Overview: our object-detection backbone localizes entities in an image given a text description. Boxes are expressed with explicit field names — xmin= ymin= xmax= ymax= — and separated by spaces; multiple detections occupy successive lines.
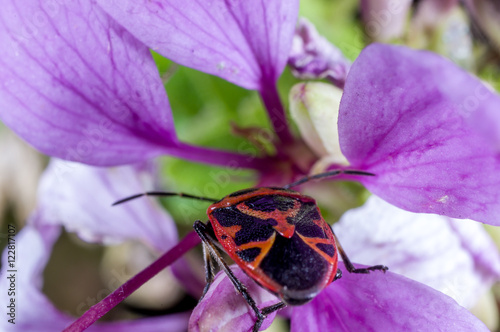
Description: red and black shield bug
xmin=114 ymin=169 xmax=388 ymax=331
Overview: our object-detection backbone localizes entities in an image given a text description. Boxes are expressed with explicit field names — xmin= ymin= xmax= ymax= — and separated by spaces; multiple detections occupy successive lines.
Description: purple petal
xmin=38 ymin=159 xmax=177 ymax=252
xmin=87 ymin=314 xmax=190 ymax=332
xmin=288 ymin=18 xmax=351 ymax=88
xmin=339 ymin=44 xmax=500 ymax=224
xmin=334 ymin=195 xmax=500 ymax=308
xmin=0 ymin=1 xmax=178 ymax=166
xmin=290 ymin=263 xmax=488 ymax=332
xmin=189 ymin=266 xmax=280 ymax=332
xmin=96 ymin=0 xmax=299 ymax=90
xmin=0 ymin=220 xmax=190 ymax=331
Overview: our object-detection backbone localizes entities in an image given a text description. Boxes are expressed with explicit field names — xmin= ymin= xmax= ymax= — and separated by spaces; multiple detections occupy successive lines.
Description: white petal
xmin=37 ymin=159 xmax=177 ymax=252
xmin=334 ymin=195 xmax=500 ymax=308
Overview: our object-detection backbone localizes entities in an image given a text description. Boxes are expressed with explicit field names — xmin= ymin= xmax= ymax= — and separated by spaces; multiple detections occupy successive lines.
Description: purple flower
xmin=190 ymin=195 xmax=500 ymax=331
xmin=2 ymin=1 xmax=500 ymax=225
xmin=189 ymin=267 xmax=279 ymax=332
xmin=0 ymin=160 xmax=194 ymax=331
xmin=289 ymin=263 xmax=488 ymax=332
xmin=191 ymin=264 xmax=490 ymax=332
xmin=0 ymin=223 xmax=193 ymax=332
xmin=0 ymin=0 xmax=298 ymax=168
xmin=334 ymin=195 xmax=500 ymax=309
xmin=288 ymin=18 xmax=351 ymax=88
xmin=1 ymin=1 xmax=500 ymax=331
xmin=338 ymin=44 xmax=500 ymax=225
xmin=9 ymin=160 xmax=498 ymax=331
xmin=37 ymin=159 xmax=179 ymax=250
xmin=290 ymin=43 xmax=500 ymax=225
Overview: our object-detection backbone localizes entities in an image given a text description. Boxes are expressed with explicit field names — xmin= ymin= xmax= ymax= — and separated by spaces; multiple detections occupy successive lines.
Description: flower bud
xmin=289 ymin=82 xmax=349 ymax=168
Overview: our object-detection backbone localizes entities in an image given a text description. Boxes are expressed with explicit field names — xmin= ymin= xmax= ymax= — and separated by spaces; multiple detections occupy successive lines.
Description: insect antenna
xmin=112 ymin=191 xmax=219 ymax=206
xmin=283 ymin=169 xmax=375 ymax=189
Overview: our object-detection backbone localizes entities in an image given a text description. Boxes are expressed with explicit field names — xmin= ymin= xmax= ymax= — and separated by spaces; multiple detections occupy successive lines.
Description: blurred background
xmin=1 ymin=0 xmax=500 ymax=330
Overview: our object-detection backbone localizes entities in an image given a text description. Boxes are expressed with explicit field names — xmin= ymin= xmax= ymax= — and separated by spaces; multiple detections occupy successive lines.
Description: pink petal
xmin=339 ymin=43 xmax=500 ymax=224
xmin=38 ymin=159 xmax=177 ymax=252
xmin=189 ymin=266 xmax=280 ymax=332
xmin=96 ymin=0 xmax=299 ymax=90
xmin=0 ymin=0 xmax=177 ymax=166
xmin=290 ymin=263 xmax=489 ymax=332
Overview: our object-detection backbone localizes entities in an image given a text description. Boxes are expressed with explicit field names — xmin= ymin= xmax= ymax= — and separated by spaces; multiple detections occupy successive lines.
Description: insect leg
xmin=199 ymin=242 xmax=217 ymax=301
xmin=193 ymin=220 xmax=273 ymax=332
xmin=331 ymin=227 xmax=388 ymax=274
xmin=261 ymin=301 xmax=286 ymax=316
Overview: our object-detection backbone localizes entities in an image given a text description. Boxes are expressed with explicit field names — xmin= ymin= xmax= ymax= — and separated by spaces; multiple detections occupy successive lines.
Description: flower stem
xmin=63 ymin=231 xmax=201 ymax=332
xmin=260 ymin=84 xmax=294 ymax=145
xmin=167 ymin=142 xmax=273 ymax=171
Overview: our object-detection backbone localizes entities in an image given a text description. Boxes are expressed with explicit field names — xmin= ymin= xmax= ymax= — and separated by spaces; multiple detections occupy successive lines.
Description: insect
xmin=114 ymin=169 xmax=388 ymax=331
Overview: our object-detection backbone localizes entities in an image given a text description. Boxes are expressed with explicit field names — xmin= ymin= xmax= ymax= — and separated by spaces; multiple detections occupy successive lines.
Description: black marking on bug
xmin=289 ymin=202 xmax=328 ymax=239
xmin=316 ymin=243 xmax=336 ymax=257
xmin=237 ymin=247 xmax=262 ymax=262
xmin=211 ymin=207 xmax=277 ymax=246
xmin=244 ymin=195 xmax=297 ymax=212
xmin=220 ymin=235 xmax=228 ymax=240
xmin=259 ymin=233 xmax=329 ymax=302
xmin=228 ymin=188 xmax=259 ymax=197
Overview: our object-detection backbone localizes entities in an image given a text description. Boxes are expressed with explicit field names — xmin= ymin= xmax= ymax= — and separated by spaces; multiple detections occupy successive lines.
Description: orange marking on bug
xmin=221 ymin=225 xmax=242 ymax=238
xmin=297 ymin=233 xmax=337 ymax=263
xmin=235 ymin=200 xmax=301 ymax=239
xmin=236 ymin=233 xmax=276 ymax=269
